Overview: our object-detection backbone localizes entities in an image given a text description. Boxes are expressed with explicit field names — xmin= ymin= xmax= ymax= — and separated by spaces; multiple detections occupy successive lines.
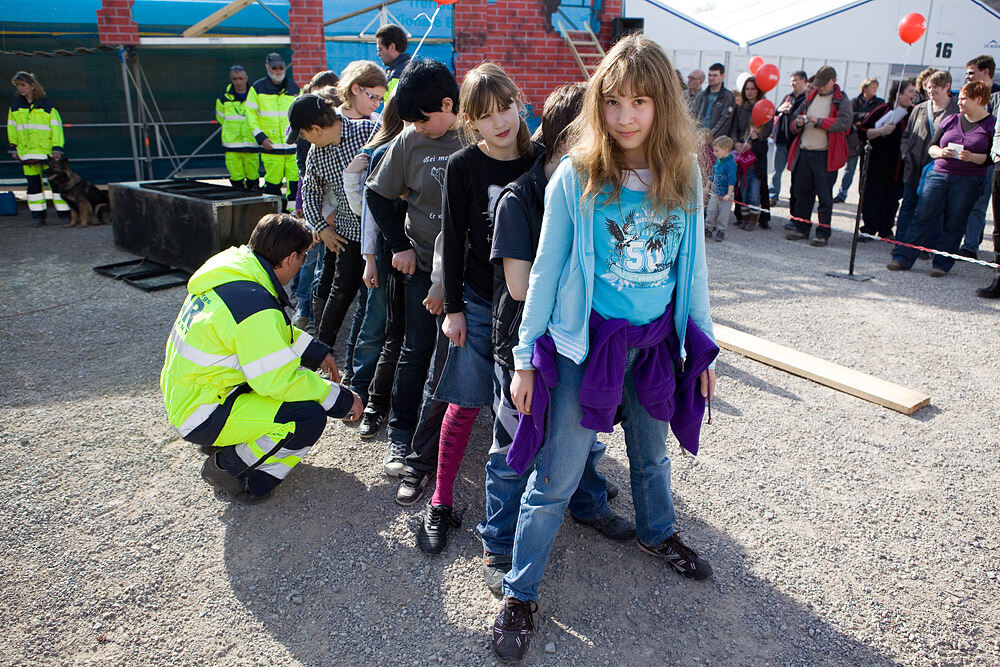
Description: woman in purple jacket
xmin=887 ymin=81 xmax=996 ymax=276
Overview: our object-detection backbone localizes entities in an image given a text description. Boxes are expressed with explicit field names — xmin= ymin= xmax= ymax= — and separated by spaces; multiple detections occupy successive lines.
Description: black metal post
xmin=828 ymin=142 xmax=874 ymax=282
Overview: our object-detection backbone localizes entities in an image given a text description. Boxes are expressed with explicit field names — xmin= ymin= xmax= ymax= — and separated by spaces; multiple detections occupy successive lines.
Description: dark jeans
xmin=385 ymin=268 xmax=440 ymax=445
xmin=315 ymin=240 xmax=365 ymax=350
xmin=792 ymin=149 xmax=835 ymax=239
xmin=892 ymin=171 xmax=988 ymax=271
xmin=401 ymin=324 xmax=449 ymax=476
xmin=861 ymin=178 xmax=902 ymax=238
xmin=352 ymin=237 xmax=402 ymax=409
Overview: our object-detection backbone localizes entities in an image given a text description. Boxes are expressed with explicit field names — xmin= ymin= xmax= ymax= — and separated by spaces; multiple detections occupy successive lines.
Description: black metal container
xmin=109 ymin=180 xmax=281 ymax=272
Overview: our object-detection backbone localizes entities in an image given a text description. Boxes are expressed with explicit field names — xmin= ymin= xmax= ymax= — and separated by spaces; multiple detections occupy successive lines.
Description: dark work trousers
xmin=315 ymin=240 xmax=365 ymax=350
xmin=214 ymin=400 xmax=328 ymax=498
xmin=401 ymin=321 xmax=450 ymax=477
xmin=861 ymin=179 xmax=903 ymax=238
xmin=384 ymin=269 xmax=439 ymax=445
xmin=792 ymin=148 xmax=835 ymax=239
xmin=363 ymin=241 xmax=404 ymax=414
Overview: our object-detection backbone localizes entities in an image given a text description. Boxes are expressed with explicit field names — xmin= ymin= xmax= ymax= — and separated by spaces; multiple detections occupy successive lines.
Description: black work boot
xmin=976 ymin=274 xmax=1000 ymax=298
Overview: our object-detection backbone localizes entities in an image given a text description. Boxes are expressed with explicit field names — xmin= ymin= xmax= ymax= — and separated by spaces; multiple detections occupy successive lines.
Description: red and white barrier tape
xmin=713 ymin=194 xmax=1000 ymax=270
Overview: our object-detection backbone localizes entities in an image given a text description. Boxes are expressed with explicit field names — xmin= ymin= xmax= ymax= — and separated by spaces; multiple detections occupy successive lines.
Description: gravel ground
xmin=1 ymin=188 xmax=998 ymax=666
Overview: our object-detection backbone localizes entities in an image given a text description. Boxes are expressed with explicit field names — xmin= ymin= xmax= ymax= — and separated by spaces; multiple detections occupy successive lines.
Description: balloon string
xmin=410 ymin=5 xmax=442 ymax=60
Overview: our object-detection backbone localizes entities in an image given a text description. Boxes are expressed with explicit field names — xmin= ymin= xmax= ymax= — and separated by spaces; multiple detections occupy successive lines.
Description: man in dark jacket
xmin=692 ymin=63 xmax=736 ymax=139
xmin=785 ymin=66 xmax=853 ymax=246
xmin=770 ymin=70 xmax=808 ymax=205
xmin=376 ymin=24 xmax=411 ymax=85
xmin=834 ymin=78 xmax=884 ymax=202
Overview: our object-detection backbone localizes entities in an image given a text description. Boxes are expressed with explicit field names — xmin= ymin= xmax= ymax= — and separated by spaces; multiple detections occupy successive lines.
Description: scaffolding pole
xmin=119 ymin=47 xmax=141 ymax=181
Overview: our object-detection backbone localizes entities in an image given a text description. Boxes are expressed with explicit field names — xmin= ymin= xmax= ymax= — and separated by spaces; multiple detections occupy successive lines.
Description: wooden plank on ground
xmin=714 ymin=324 xmax=930 ymax=415
xmin=183 ymin=0 xmax=255 ymax=38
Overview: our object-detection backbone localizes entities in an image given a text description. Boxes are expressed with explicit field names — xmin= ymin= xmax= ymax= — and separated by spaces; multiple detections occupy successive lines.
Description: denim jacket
xmin=512 ymin=155 xmax=715 ymax=371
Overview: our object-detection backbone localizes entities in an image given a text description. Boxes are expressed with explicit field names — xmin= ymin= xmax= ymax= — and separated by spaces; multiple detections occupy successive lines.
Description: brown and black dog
xmin=44 ymin=156 xmax=111 ymax=227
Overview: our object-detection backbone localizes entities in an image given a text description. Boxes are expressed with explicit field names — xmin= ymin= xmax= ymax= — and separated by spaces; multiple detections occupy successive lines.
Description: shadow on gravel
xmin=220 ymin=462 xmax=468 ymax=664
xmin=909 ymin=404 xmax=942 ymax=422
xmin=529 ymin=504 xmax=898 ymax=666
xmin=716 ymin=360 xmax=802 ymax=403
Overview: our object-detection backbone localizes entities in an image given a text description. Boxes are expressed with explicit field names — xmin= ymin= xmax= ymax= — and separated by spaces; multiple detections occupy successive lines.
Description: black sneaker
xmin=492 ymin=596 xmax=538 ymax=662
xmin=638 ymin=533 xmax=713 ymax=580
xmin=571 ymin=510 xmax=636 ymax=542
xmin=358 ymin=407 xmax=385 ymax=439
xmin=416 ymin=503 xmax=462 ymax=554
xmin=483 ymin=550 xmax=512 ymax=597
xmin=395 ymin=470 xmax=433 ymax=507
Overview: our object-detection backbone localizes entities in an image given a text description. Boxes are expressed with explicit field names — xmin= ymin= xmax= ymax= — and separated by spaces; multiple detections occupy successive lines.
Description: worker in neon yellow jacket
xmin=215 ymin=65 xmax=260 ymax=191
xmin=161 ymin=213 xmax=362 ymax=503
xmin=245 ymin=53 xmax=299 ymax=211
xmin=7 ymin=71 xmax=70 ymax=226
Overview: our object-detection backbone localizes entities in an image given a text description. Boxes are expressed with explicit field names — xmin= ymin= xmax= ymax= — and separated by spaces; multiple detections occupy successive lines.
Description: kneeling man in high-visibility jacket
xmin=161 ymin=213 xmax=362 ymax=502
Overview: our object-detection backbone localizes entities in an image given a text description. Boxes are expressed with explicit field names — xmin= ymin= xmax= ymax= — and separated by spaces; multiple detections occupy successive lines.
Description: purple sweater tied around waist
xmin=507 ymin=305 xmax=719 ymax=476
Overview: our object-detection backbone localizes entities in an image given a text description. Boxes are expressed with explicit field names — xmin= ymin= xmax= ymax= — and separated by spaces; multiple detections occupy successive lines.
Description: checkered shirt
xmin=301 ymin=115 xmax=379 ymax=241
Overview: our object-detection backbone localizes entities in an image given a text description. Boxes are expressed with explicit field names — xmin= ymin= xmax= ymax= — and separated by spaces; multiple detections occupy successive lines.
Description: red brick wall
xmin=453 ymin=0 xmax=621 ymax=114
xmin=97 ymin=0 xmax=140 ymax=46
xmin=289 ymin=0 xmax=327 ymax=87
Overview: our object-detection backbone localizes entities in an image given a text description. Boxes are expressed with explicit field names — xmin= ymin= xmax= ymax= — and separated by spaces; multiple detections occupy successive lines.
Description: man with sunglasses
xmin=961 ymin=56 xmax=1000 ymax=261
xmin=246 ymin=53 xmax=300 ymax=212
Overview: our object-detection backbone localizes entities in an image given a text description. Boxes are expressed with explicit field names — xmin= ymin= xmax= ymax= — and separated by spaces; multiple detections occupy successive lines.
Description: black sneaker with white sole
xmin=358 ymin=407 xmax=385 ymax=439
xmin=637 ymin=532 xmax=713 ymax=580
xmin=395 ymin=470 xmax=433 ymax=506
xmin=416 ymin=503 xmax=462 ymax=555
xmin=492 ymin=596 xmax=538 ymax=662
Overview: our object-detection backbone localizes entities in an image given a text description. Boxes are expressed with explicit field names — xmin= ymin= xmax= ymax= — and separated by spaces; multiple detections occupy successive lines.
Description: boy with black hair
xmin=289 ymin=94 xmax=380 ymax=369
xmin=479 ymin=83 xmax=633 ymax=596
xmin=365 ymin=59 xmax=462 ymax=497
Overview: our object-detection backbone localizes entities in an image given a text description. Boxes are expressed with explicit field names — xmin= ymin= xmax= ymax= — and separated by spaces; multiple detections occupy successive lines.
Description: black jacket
xmin=492 ymin=153 xmax=547 ymax=369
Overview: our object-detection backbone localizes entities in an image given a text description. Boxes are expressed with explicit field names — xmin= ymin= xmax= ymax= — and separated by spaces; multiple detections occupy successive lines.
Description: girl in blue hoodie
xmin=490 ymin=35 xmax=718 ymax=662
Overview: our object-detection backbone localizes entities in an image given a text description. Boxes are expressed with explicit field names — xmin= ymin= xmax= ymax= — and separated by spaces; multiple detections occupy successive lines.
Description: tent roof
xmin=631 ymin=0 xmax=740 ymax=46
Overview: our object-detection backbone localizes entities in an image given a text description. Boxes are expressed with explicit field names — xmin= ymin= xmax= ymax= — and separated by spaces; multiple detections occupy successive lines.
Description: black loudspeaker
xmin=611 ymin=17 xmax=644 ymax=43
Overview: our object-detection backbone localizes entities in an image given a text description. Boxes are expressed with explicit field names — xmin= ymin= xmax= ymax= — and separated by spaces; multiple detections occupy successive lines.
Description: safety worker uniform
xmin=6 ymin=94 xmax=70 ymax=224
xmin=245 ymin=76 xmax=299 ymax=210
xmin=215 ymin=83 xmax=260 ymax=191
xmin=161 ymin=245 xmax=355 ymax=500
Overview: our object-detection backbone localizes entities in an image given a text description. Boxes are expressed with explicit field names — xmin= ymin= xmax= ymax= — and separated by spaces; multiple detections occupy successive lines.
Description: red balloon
xmin=898 ymin=12 xmax=926 ymax=45
xmin=435 ymin=0 xmax=458 ymax=4
xmin=748 ymin=56 xmax=764 ymax=75
xmin=755 ymin=63 xmax=779 ymax=93
xmin=752 ymin=99 xmax=775 ymax=126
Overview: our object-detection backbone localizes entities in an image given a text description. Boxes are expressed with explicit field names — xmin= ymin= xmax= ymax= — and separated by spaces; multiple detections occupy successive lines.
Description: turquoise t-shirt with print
xmin=592 ymin=182 xmax=684 ymax=326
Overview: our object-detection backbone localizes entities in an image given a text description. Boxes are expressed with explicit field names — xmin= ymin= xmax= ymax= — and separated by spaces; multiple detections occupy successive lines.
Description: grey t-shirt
xmin=366 ymin=125 xmax=461 ymax=272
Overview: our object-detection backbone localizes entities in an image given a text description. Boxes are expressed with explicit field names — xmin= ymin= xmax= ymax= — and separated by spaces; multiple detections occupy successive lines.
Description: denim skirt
xmin=433 ymin=285 xmax=495 ymax=408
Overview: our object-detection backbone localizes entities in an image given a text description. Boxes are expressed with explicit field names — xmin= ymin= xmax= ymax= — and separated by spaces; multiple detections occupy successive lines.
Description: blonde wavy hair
xmin=457 ymin=62 xmax=533 ymax=159
xmin=335 ymin=60 xmax=388 ymax=111
xmin=571 ymin=34 xmax=698 ymax=211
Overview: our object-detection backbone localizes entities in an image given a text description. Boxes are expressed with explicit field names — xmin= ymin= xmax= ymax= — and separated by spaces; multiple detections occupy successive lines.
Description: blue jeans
xmin=503 ymin=350 xmax=676 ymax=601
xmin=837 ymin=153 xmax=859 ymax=198
xmin=893 ymin=171 xmax=988 ymax=271
xmin=770 ymin=143 xmax=789 ymax=198
xmin=962 ymin=164 xmax=994 ymax=253
xmin=742 ymin=170 xmax=761 ymax=207
xmin=350 ymin=238 xmax=390 ymax=404
xmin=293 ymin=242 xmax=324 ymax=322
xmin=894 ymin=183 xmax=920 ymax=241
xmin=477 ymin=364 xmax=611 ymax=556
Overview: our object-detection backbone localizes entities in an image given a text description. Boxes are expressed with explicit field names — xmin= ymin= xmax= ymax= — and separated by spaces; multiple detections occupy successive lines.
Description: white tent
xmin=746 ymin=0 xmax=1000 ymax=100
xmin=621 ymin=0 xmax=740 ymax=75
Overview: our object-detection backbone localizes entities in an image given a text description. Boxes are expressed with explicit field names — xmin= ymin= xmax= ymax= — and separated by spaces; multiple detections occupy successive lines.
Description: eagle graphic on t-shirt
xmin=601 ymin=208 xmax=681 ymax=289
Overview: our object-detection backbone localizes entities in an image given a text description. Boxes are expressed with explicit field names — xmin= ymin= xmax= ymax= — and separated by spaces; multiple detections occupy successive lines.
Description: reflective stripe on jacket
xmin=245 ymin=76 xmax=300 ymax=155
xmin=160 ymin=245 xmax=340 ymax=437
xmin=7 ymin=95 xmax=64 ymax=162
xmin=216 ymin=84 xmax=258 ymax=153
